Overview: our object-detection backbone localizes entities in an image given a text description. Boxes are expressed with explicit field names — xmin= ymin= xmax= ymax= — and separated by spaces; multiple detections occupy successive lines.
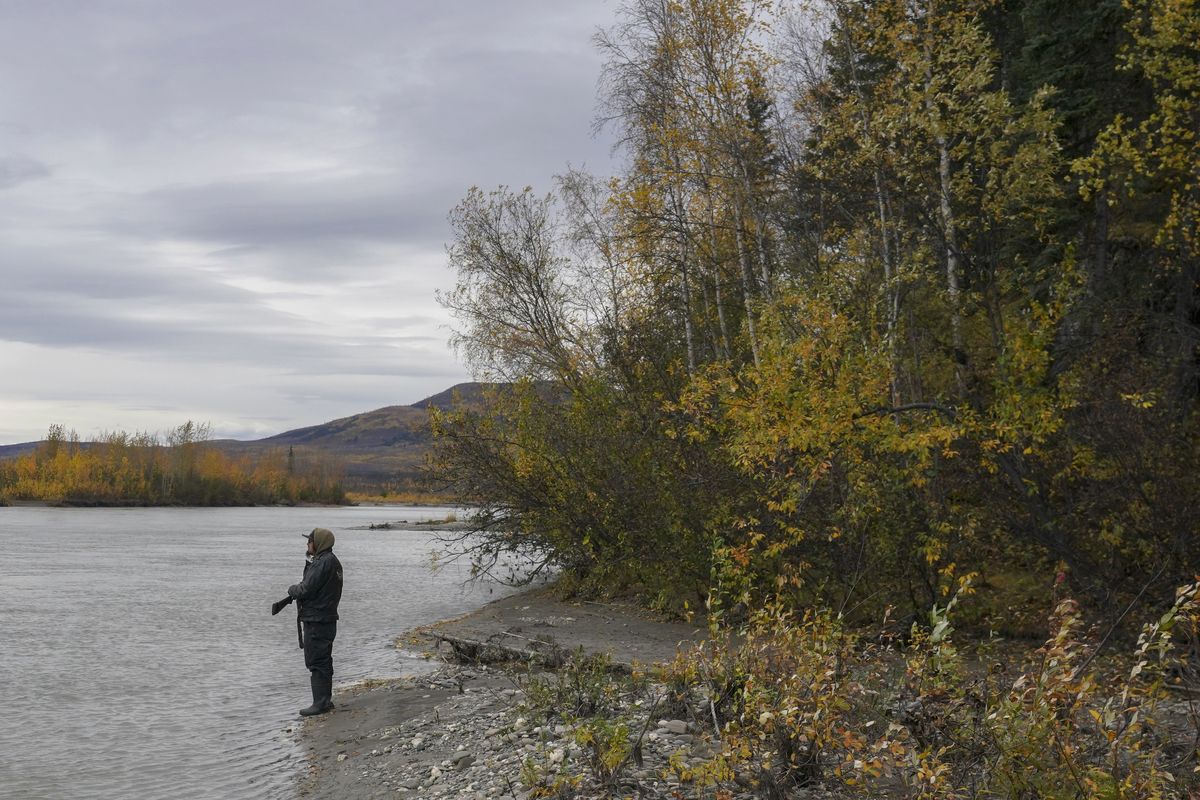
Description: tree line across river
xmin=0 ymin=422 xmax=346 ymax=506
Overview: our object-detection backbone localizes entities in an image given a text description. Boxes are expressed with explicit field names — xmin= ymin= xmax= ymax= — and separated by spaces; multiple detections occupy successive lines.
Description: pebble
xmin=658 ymin=719 xmax=688 ymax=734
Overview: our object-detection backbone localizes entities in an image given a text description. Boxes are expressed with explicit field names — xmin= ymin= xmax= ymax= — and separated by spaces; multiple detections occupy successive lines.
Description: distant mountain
xmin=211 ymin=381 xmax=498 ymax=487
xmin=253 ymin=404 xmax=428 ymax=450
xmin=1 ymin=382 xmax=495 ymax=491
xmin=248 ymin=382 xmax=497 ymax=450
xmin=0 ymin=441 xmax=40 ymax=460
xmin=408 ymin=382 xmax=494 ymax=412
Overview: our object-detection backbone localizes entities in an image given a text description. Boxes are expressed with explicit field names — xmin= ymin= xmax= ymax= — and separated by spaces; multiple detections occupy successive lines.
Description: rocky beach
xmin=295 ymin=587 xmax=725 ymax=799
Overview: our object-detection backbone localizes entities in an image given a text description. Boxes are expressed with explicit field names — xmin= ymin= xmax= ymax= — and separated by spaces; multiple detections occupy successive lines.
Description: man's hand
xmin=271 ymin=596 xmax=294 ymax=616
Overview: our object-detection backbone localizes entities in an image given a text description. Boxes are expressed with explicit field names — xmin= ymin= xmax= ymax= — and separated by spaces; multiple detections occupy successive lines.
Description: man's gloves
xmin=271 ymin=596 xmax=294 ymax=616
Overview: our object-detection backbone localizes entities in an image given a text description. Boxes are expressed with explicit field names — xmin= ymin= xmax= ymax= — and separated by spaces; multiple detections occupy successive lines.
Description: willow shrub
xmin=655 ymin=577 xmax=1200 ymax=798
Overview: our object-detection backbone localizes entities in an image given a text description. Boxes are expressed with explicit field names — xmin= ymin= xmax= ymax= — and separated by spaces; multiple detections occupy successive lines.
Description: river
xmin=0 ymin=505 xmax=516 ymax=800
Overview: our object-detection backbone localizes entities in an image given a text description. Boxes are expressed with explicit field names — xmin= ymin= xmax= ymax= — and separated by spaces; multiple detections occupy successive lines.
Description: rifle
xmin=271 ymin=595 xmax=304 ymax=648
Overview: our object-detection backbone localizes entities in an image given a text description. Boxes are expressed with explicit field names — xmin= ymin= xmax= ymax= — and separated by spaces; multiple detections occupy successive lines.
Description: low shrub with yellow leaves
xmin=656 ymin=577 xmax=1200 ymax=799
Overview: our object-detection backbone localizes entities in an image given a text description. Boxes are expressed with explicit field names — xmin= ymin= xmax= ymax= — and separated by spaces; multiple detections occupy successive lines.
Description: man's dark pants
xmin=303 ymin=621 xmax=337 ymax=684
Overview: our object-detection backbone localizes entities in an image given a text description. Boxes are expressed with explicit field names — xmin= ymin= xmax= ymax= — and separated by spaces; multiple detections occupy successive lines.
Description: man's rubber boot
xmin=299 ymin=673 xmax=333 ymax=717
xmin=321 ymin=673 xmax=336 ymax=712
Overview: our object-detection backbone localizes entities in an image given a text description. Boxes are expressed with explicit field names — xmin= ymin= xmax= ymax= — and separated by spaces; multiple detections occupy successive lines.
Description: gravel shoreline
xmin=294 ymin=581 xmax=1200 ymax=799
xmin=295 ymin=588 xmax=719 ymax=799
xmin=296 ymin=662 xmax=780 ymax=800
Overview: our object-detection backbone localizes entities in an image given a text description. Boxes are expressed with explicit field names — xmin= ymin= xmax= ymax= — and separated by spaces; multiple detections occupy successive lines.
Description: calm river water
xmin=0 ymin=505 xmax=516 ymax=800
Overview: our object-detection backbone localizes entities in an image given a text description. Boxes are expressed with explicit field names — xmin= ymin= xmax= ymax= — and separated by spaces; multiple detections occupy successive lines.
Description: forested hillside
xmin=432 ymin=0 xmax=1197 ymax=624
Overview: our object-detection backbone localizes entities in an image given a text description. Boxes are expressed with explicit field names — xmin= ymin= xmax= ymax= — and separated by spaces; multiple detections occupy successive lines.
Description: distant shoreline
xmin=0 ymin=500 xmax=464 ymax=514
xmin=0 ymin=499 xmax=353 ymax=509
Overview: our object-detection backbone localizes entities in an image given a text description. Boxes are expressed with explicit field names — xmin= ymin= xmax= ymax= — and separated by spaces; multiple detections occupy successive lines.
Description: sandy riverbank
xmin=295 ymin=587 xmax=710 ymax=799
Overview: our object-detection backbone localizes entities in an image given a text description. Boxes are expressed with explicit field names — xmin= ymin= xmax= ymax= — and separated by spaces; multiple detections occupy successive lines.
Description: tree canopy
xmin=432 ymin=0 xmax=1198 ymax=626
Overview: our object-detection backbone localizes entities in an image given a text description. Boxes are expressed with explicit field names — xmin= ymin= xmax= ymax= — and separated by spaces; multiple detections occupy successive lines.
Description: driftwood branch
xmin=426 ymin=630 xmax=567 ymax=668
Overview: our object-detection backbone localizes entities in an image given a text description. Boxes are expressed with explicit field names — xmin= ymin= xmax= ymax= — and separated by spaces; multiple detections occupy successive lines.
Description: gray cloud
xmin=0 ymin=241 xmax=245 ymax=301
xmin=0 ymin=0 xmax=619 ymax=444
xmin=0 ymin=281 xmax=446 ymax=375
xmin=0 ymin=155 xmax=50 ymax=189
xmin=127 ymin=173 xmax=453 ymax=252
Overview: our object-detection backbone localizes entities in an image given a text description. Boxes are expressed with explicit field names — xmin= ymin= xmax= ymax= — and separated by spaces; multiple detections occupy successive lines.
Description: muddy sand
xmin=296 ymin=587 xmax=707 ymax=799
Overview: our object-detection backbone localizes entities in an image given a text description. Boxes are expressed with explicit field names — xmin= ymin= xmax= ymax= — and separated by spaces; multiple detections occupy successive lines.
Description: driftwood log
xmin=426 ymin=629 xmax=567 ymax=667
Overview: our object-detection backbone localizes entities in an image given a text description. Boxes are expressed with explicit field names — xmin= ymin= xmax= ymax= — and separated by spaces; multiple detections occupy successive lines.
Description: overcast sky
xmin=0 ymin=1 xmax=618 ymax=444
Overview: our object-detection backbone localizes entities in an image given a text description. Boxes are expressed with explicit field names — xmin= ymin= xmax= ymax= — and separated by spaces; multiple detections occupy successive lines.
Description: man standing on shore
xmin=283 ymin=527 xmax=343 ymax=716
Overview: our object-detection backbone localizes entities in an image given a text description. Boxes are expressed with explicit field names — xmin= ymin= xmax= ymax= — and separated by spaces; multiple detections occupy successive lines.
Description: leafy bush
xmin=656 ymin=578 xmax=1200 ymax=798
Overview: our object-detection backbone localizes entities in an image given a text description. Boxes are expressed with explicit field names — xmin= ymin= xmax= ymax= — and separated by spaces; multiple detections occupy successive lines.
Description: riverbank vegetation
xmin=0 ymin=422 xmax=346 ymax=506
xmin=434 ymin=0 xmax=1197 ymax=628
xmin=509 ymin=580 xmax=1199 ymax=798
xmin=430 ymin=0 xmax=1198 ymax=793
